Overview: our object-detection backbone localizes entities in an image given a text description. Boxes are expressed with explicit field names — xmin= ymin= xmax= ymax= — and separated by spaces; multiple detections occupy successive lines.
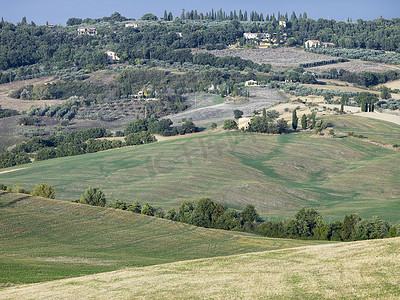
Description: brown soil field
xmin=308 ymin=60 xmax=400 ymax=74
xmin=192 ymin=48 xmax=335 ymax=68
xmin=0 ymin=77 xmax=63 ymax=112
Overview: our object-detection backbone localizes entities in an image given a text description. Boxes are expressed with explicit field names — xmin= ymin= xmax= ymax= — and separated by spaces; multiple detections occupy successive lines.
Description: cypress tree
xmin=311 ymin=112 xmax=316 ymax=129
xmin=301 ymin=114 xmax=307 ymax=129
xmin=292 ymin=109 xmax=298 ymax=130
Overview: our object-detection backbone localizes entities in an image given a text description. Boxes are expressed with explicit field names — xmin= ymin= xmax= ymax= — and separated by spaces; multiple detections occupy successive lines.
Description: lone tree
xmin=32 ymin=183 xmax=55 ymax=199
xmin=233 ymin=109 xmax=243 ymax=119
xmin=80 ymin=187 xmax=106 ymax=207
xmin=301 ymin=114 xmax=307 ymax=129
xmin=380 ymin=86 xmax=391 ymax=100
xmin=292 ymin=109 xmax=298 ymax=130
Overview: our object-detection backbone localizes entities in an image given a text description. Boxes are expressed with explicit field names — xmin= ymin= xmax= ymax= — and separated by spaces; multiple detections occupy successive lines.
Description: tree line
xmin=0 ymin=116 xmax=202 ymax=169
xmin=73 ymin=186 xmax=400 ymax=241
xmin=3 ymin=182 xmax=399 ymax=241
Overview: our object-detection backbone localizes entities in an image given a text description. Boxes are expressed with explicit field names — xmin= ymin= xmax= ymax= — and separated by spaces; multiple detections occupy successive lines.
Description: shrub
xmin=32 ymin=183 xmax=55 ymax=199
xmin=80 ymin=187 xmax=106 ymax=207
xmin=222 ymin=119 xmax=238 ymax=130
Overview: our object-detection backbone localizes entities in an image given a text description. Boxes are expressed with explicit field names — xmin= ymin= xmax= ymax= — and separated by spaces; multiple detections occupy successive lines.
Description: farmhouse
xmin=279 ymin=20 xmax=287 ymax=27
xmin=138 ymin=91 xmax=147 ymax=97
xmin=245 ymin=80 xmax=259 ymax=87
xmin=78 ymin=27 xmax=97 ymax=35
xmin=105 ymin=51 xmax=120 ymax=61
xmin=125 ymin=23 xmax=139 ymax=28
xmin=322 ymin=42 xmax=335 ymax=47
xmin=243 ymin=33 xmax=258 ymax=40
xmin=238 ymin=117 xmax=253 ymax=130
xmin=304 ymin=40 xmax=321 ymax=48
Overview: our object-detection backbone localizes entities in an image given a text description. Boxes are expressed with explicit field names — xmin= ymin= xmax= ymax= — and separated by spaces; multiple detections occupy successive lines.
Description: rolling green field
xmin=1 ymin=237 xmax=399 ymax=299
xmin=0 ymin=115 xmax=399 ymax=222
xmin=0 ymin=192 xmax=326 ymax=285
xmin=324 ymin=114 xmax=400 ymax=145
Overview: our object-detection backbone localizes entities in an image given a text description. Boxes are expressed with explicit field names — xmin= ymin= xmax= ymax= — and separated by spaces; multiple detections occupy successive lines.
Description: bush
xmin=222 ymin=119 xmax=238 ymax=130
xmin=19 ymin=116 xmax=39 ymax=126
xmin=80 ymin=187 xmax=106 ymax=207
xmin=32 ymin=183 xmax=55 ymax=199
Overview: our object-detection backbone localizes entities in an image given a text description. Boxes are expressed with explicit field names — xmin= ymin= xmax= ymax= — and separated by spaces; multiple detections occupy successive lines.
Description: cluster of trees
xmin=307 ymin=48 xmax=400 ymax=65
xmin=284 ymin=67 xmax=317 ymax=84
xmin=124 ymin=117 xmax=198 ymax=137
xmin=299 ymin=58 xmax=349 ymax=68
xmin=318 ymin=68 xmax=400 ymax=87
xmin=258 ymin=208 xmax=399 ymax=241
xmin=0 ymin=151 xmax=31 ymax=169
xmin=116 ymin=67 xmax=253 ymax=103
xmin=355 ymin=92 xmax=378 ymax=112
xmin=0 ymin=105 xmax=19 ymax=119
xmin=0 ymin=127 xmax=112 ymax=168
xmin=74 ymin=187 xmax=400 ymax=242
xmin=0 ymin=182 xmax=55 ymax=199
xmin=81 ymin=192 xmax=260 ymax=230
xmin=245 ymin=109 xmax=289 ymax=134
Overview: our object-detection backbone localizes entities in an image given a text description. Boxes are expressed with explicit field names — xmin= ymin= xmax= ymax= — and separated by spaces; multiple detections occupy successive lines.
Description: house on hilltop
xmin=304 ymin=40 xmax=321 ymax=48
xmin=238 ymin=117 xmax=253 ymax=130
xmin=105 ymin=51 xmax=120 ymax=61
xmin=245 ymin=80 xmax=259 ymax=87
xmin=78 ymin=27 xmax=97 ymax=35
xmin=125 ymin=23 xmax=139 ymax=28
xmin=243 ymin=33 xmax=259 ymax=40
xmin=305 ymin=40 xmax=335 ymax=48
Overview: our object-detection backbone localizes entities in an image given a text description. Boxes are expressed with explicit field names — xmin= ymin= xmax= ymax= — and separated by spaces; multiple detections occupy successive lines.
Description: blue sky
xmin=1 ymin=0 xmax=399 ymax=25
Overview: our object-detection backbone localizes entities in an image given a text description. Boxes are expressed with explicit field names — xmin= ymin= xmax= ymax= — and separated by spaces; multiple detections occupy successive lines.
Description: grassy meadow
xmin=0 ymin=192 xmax=327 ymax=285
xmin=1 ymin=237 xmax=399 ymax=299
xmin=0 ymin=115 xmax=399 ymax=223
xmin=324 ymin=114 xmax=400 ymax=145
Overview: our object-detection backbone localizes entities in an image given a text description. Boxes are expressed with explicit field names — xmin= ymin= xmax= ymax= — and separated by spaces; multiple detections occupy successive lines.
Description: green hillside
xmin=1 ymin=115 xmax=399 ymax=222
xmin=1 ymin=237 xmax=399 ymax=299
xmin=324 ymin=114 xmax=400 ymax=145
xmin=0 ymin=192 xmax=326 ymax=285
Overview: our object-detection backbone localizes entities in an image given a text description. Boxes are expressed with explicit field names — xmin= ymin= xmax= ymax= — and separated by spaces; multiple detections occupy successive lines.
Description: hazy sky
xmin=1 ymin=0 xmax=399 ymax=25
